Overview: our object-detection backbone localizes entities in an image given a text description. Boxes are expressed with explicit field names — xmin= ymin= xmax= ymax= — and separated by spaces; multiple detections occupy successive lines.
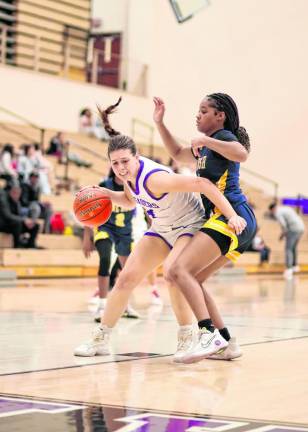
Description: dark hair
xmin=97 ymin=97 xmax=137 ymax=158
xmin=268 ymin=202 xmax=277 ymax=211
xmin=1 ymin=143 xmax=14 ymax=155
xmin=29 ymin=171 xmax=39 ymax=178
xmin=207 ymin=93 xmax=250 ymax=152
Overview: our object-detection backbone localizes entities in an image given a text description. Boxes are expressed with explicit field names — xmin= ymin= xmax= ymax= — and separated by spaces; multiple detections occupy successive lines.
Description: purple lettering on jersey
xmin=0 ymin=397 xmax=83 ymax=417
xmin=116 ymin=413 xmax=247 ymax=432
xmin=135 ymin=197 xmax=159 ymax=208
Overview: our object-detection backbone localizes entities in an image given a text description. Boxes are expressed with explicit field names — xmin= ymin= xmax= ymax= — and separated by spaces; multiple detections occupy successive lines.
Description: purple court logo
xmin=1 ymin=398 xmax=308 ymax=432
xmin=0 ymin=397 xmax=84 ymax=418
xmin=114 ymin=413 xmax=247 ymax=432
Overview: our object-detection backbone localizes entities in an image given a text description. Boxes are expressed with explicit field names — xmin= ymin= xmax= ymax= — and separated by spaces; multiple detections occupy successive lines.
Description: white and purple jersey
xmin=126 ymin=156 xmax=205 ymax=247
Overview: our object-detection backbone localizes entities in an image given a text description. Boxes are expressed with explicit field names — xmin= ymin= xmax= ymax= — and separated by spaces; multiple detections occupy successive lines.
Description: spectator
xmin=47 ymin=132 xmax=92 ymax=168
xmin=79 ymin=107 xmax=109 ymax=140
xmin=0 ymin=183 xmax=40 ymax=248
xmin=79 ymin=108 xmax=94 ymax=136
xmin=46 ymin=132 xmax=65 ymax=158
xmin=246 ymin=228 xmax=271 ymax=265
xmin=0 ymin=144 xmax=18 ymax=184
xmin=20 ymin=171 xmax=52 ymax=233
xmin=17 ymin=144 xmax=37 ymax=182
xmin=33 ymin=143 xmax=53 ymax=195
xmin=268 ymin=202 xmax=305 ymax=279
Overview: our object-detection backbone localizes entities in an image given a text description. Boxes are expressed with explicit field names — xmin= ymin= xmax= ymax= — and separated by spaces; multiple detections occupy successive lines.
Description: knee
xmin=114 ymin=270 xmax=136 ymax=292
xmin=163 ymin=262 xmax=183 ymax=285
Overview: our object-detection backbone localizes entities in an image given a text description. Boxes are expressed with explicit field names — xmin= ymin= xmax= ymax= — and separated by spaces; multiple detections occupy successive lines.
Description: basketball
xmin=73 ymin=186 xmax=112 ymax=227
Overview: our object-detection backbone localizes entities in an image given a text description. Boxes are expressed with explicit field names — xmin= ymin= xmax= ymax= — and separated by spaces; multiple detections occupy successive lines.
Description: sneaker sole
xmin=208 ymin=351 xmax=243 ymax=361
xmin=181 ymin=345 xmax=228 ymax=364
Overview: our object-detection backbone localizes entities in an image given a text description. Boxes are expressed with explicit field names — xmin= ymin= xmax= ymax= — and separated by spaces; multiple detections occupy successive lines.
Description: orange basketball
xmin=73 ymin=186 xmax=112 ymax=227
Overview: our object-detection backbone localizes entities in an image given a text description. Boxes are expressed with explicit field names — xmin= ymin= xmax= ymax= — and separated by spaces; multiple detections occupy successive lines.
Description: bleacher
xmin=0 ymin=122 xmax=307 ymax=278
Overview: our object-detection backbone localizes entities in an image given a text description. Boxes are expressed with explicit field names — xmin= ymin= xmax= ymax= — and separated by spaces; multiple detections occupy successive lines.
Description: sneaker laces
xmin=87 ymin=327 xmax=107 ymax=345
xmin=198 ymin=327 xmax=211 ymax=341
xmin=177 ymin=330 xmax=193 ymax=352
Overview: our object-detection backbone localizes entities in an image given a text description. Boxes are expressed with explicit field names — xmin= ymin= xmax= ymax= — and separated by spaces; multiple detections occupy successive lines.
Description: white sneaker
xmin=150 ymin=289 xmax=163 ymax=306
xmin=74 ymin=326 xmax=111 ymax=357
xmin=94 ymin=305 xmax=104 ymax=323
xmin=94 ymin=299 xmax=107 ymax=323
xmin=88 ymin=289 xmax=99 ymax=305
xmin=122 ymin=304 xmax=140 ymax=319
xmin=292 ymin=265 xmax=300 ymax=273
xmin=283 ymin=268 xmax=293 ymax=280
xmin=173 ymin=327 xmax=194 ymax=363
xmin=181 ymin=328 xmax=228 ymax=364
xmin=208 ymin=337 xmax=242 ymax=360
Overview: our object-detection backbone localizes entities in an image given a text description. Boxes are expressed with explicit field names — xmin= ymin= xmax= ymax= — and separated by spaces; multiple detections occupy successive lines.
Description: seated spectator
xmin=33 ymin=143 xmax=53 ymax=195
xmin=246 ymin=228 xmax=271 ymax=265
xmin=17 ymin=144 xmax=37 ymax=182
xmin=20 ymin=171 xmax=53 ymax=233
xmin=47 ymin=132 xmax=92 ymax=168
xmin=0 ymin=183 xmax=40 ymax=248
xmin=79 ymin=108 xmax=109 ymax=140
xmin=0 ymin=144 xmax=18 ymax=184
xmin=46 ymin=132 xmax=65 ymax=157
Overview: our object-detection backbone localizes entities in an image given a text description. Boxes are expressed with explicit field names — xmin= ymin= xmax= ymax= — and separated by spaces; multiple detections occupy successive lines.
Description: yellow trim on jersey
xmin=202 ymin=213 xmax=238 ymax=252
xmin=216 ymin=169 xmax=228 ymax=194
xmin=225 ymin=250 xmax=241 ymax=262
xmin=94 ymin=230 xmax=110 ymax=243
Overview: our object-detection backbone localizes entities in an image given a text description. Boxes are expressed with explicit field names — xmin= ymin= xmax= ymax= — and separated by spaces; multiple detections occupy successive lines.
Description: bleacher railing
xmin=0 ymin=106 xmax=46 ymax=151
xmin=131 ymin=118 xmax=155 ymax=158
xmin=0 ymin=24 xmax=148 ymax=97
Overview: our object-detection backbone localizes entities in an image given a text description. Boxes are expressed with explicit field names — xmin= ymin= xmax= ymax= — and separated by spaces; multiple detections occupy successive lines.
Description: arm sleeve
xmin=214 ymin=130 xmax=238 ymax=142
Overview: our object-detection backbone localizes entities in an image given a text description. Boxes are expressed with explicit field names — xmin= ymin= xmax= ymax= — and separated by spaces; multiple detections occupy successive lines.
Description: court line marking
xmin=0 ymin=335 xmax=307 ymax=377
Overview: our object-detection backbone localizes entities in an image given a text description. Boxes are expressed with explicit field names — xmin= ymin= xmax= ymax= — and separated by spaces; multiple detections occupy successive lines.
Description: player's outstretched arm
xmin=153 ymin=97 xmax=195 ymax=165
xmin=191 ymin=136 xmax=248 ymax=162
xmin=148 ymin=172 xmax=247 ymax=235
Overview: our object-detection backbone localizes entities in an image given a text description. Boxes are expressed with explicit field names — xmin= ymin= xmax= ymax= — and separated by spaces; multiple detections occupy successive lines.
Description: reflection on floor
xmin=0 ymin=274 xmax=308 ymax=431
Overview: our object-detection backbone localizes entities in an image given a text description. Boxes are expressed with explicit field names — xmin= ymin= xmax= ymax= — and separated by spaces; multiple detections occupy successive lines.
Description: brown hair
xmin=97 ymin=97 xmax=137 ymax=158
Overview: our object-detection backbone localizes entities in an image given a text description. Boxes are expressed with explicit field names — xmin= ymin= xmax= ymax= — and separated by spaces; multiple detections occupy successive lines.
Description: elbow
xmin=195 ymin=176 xmax=211 ymax=191
xmin=237 ymin=148 xmax=248 ymax=163
xmin=238 ymin=153 xmax=248 ymax=163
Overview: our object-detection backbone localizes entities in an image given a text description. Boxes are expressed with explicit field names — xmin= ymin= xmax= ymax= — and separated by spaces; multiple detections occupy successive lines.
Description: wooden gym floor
xmin=0 ymin=274 xmax=307 ymax=432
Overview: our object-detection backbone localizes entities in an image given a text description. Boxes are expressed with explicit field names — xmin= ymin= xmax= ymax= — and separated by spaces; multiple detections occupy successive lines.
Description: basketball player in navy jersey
xmin=153 ymin=94 xmax=257 ymax=362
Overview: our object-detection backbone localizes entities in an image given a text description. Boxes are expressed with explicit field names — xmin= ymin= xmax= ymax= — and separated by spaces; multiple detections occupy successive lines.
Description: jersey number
xmin=147 ymin=209 xmax=156 ymax=219
xmin=115 ymin=213 xmax=125 ymax=227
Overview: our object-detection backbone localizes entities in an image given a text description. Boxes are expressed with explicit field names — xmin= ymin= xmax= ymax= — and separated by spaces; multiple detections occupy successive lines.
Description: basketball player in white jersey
xmin=74 ymin=99 xmax=246 ymax=359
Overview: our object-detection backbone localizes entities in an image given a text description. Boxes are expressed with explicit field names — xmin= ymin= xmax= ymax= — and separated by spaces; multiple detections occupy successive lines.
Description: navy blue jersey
xmin=94 ymin=177 xmax=135 ymax=237
xmin=195 ymin=129 xmax=247 ymax=217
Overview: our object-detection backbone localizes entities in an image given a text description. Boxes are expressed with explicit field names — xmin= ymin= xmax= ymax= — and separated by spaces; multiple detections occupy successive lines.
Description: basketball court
xmin=0 ymin=273 xmax=307 ymax=431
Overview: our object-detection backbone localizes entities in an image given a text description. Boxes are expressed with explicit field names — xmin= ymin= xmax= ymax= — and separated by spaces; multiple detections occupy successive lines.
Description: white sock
xmin=179 ymin=324 xmax=193 ymax=333
xmin=98 ymin=298 xmax=107 ymax=308
xmin=99 ymin=324 xmax=112 ymax=333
